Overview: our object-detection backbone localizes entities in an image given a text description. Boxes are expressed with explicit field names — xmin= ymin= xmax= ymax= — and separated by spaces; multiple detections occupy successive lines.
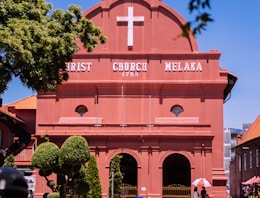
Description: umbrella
xmin=254 ymin=176 xmax=260 ymax=184
xmin=192 ymin=178 xmax=212 ymax=187
xmin=242 ymin=176 xmax=257 ymax=185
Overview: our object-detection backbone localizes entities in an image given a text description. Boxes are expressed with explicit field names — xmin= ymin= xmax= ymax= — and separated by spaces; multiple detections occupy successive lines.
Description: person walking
xmin=194 ymin=187 xmax=200 ymax=198
xmin=201 ymin=186 xmax=207 ymax=198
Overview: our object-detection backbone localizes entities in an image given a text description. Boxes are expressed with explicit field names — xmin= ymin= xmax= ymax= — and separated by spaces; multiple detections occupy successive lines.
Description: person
xmin=193 ymin=187 xmax=200 ymax=198
xmin=201 ymin=186 xmax=207 ymax=198
xmin=0 ymin=166 xmax=28 ymax=198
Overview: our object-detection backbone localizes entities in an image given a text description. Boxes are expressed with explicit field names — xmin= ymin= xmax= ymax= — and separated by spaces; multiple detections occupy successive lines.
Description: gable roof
xmin=0 ymin=99 xmax=32 ymax=166
xmin=7 ymin=95 xmax=37 ymax=109
xmin=238 ymin=115 xmax=260 ymax=145
xmin=0 ymin=108 xmax=24 ymax=123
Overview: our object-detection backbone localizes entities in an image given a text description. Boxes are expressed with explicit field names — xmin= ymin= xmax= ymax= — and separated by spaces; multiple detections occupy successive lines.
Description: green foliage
xmin=31 ymin=136 xmax=91 ymax=198
xmin=31 ymin=142 xmax=60 ymax=173
xmin=47 ymin=192 xmax=60 ymax=198
xmin=109 ymin=155 xmax=123 ymax=198
xmin=0 ymin=0 xmax=106 ymax=94
xmin=3 ymin=154 xmax=16 ymax=168
xmin=67 ymin=164 xmax=89 ymax=196
xmin=47 ymin=180 xmax=56 ymax=190
xmin=70 ymin=175 xmax=89 ymax=195
xmin=59 ymin=136 xmax=90 ymax=166
xmin=40 ymin=135 xmax=50 ymax=142
xmin=182 ymin=0 xmax=213 ymax=37
xmin=86 ymin=156 xmax=102 ymax=198
xmin=73 ymin=164 xmax=88 ymax=179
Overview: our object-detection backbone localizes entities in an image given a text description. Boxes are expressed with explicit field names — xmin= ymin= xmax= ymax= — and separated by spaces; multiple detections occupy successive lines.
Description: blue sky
xmin=1 ymin=0 xmax=260 ymax=129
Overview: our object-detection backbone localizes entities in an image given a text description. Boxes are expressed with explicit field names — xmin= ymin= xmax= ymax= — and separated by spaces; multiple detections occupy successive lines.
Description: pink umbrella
xmin=254 ymin=176 xmax=260 ymax=184
xmin=192 ymin=178 xmax=212 ymax=187
xmin=242 ymin=176 xmax=257 ymax=185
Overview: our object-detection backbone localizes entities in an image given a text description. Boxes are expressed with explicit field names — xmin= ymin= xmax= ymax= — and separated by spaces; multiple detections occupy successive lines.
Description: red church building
xmin=2 ymin=0 xmax=237 ymax=197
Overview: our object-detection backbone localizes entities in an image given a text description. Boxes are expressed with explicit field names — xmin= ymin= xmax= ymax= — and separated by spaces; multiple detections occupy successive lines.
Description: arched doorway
xmin=110 ymin=153 xmax=138 ymax=198
xmin=162 ymin=153 xmax=191 ymax=197
xmin=120 ymin=153 xmax=138 ymax=186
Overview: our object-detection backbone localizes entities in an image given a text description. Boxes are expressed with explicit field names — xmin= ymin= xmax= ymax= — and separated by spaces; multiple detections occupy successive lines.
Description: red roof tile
xmin=238 ymin=115 xmax=260 ymax=145
xmin=0 ymin=108 xmax=24 ymax=123
xmin=7 ymin=95 xmax=37 ymax=109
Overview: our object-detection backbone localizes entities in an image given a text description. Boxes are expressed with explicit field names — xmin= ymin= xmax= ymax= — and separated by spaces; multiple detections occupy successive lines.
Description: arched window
xmin=75 ymin=105 xmax=88 ymax=117
xmin=170 ymin=105 xmax=184 ymax=117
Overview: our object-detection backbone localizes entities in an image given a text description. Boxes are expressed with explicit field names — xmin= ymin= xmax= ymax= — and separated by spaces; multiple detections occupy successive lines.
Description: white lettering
xmin=66 ymin=62 xmax=92 ymax=72
xmin=184 ymin=62 xmax=190 ymax=71
xmin=86 ymin=62 xmax=92 ymax=72
xmin=164 ymin=62 xmax=203 ymax=72
xmin=197 ymin=62 xmax=202 ymax=71
xmin=130 ymin=62 xmax=135 ymax=71
xmin=112 ymin=62 xmax=147 ymax=76
xmin=112 ymin=62 xmax=118 ymax=71
xmin=65 ymin=61 xmax=203 ymax=75
xmin=119 ymin=62 xmax=124 ymax=71
xmin=190 ymin=62 xmax=195 ymax=70
xmin=112 ymin=62 xmax=147 ymax=72
xmin=165 ymin=62 xmax=171 ymax=71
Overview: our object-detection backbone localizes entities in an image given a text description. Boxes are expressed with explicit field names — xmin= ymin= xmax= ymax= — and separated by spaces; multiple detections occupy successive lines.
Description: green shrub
xmin=59 ymin=136 xmax=90 ymax=166
xmin=31 ymin=142 xmax=60 ymax=172
xmin=87 ymin=156 xmax=102 ymax=198
xmin=47 ymin=192 xmax=60 ymax=198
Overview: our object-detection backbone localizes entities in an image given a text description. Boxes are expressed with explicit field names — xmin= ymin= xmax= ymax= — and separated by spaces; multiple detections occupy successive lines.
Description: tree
xmin=31 ymin=136 xmax=90 ymax=198
xmin=0 ymin=0 xmax=106 ymax=94
xmin=182 ymin=0 xmax=213 ymax=37
xmin=109 ymin=155 xmax=123 ymax=198
xmin=0 ymin=0 xmax=213 ymax=95
xmin=86 ymin=155 xmax=102 ymax=198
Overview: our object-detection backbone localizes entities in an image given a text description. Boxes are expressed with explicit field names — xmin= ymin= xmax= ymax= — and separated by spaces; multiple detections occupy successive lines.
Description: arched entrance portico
xmin=162 ymin=153 xmax=191 ymax=197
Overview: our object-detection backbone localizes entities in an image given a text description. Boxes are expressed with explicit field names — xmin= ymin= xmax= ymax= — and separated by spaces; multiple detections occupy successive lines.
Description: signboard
xmin=24 ymin=175 xmax=36 ymax=192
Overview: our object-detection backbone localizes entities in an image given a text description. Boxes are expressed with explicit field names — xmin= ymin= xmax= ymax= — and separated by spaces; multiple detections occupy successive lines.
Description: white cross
xmin=117 ymin=7 xmax=144 ymax=47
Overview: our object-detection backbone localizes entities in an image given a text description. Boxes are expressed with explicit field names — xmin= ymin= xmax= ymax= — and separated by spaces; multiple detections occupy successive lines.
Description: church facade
xmin=14 ymin=0 xmax=237 ymax=197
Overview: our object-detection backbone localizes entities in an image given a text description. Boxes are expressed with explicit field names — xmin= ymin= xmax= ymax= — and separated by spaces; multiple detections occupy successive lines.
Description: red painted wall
xmin=31 ymin=0 xmax=235 ymax=197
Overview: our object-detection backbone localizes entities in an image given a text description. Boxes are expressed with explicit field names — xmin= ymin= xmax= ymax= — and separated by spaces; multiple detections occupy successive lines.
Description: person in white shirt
xmin=194 ymin=187 xmax=200 ymax=198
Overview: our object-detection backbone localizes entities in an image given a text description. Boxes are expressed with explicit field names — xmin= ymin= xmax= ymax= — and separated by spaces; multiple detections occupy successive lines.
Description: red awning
xmin=242 ymin=176 xmax=260 ymax=185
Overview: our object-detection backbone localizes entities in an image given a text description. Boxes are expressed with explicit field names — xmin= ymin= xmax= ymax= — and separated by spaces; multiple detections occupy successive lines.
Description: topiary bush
xmin=86 ymin=156 xmax=102 ymax=198
xmin=32 ymin=142 xmax=60 ymax=172
xmin=31 ymin=136 xmax=91 ymax=198
xmin=59 ymin=136 xmax=90 ymax=166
